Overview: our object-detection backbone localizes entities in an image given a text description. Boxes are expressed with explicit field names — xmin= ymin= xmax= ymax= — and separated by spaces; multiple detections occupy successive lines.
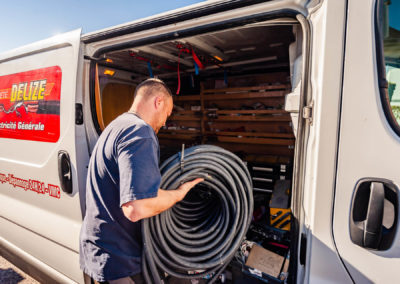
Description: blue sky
xmin=0 ymin=0 xmax=204 ymax=53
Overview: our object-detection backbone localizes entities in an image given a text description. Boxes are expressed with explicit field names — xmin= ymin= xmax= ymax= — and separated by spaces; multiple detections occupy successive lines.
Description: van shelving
xmin=163 ymin=87 xmax=294 ymax=146
xmin=158 ymin=77 xmax=294 ymax=159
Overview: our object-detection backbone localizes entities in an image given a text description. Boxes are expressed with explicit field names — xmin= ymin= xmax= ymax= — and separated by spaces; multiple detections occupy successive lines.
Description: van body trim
xmin=0 ymin=216 xmax=78 ymax=254
xmin=0 ymin=43 xmax=71 ymax=64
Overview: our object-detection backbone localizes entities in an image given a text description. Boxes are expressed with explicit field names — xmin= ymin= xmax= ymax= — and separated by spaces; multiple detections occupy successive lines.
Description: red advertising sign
xmin=0 ymin=66 xmax=62 ymax=142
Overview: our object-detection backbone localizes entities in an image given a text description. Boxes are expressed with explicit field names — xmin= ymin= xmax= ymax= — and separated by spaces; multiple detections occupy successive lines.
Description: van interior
xmin=91 ymin=19 xmax=303 ymax=283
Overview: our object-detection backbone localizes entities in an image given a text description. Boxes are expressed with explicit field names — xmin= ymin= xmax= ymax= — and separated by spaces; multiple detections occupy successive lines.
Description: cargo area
xmin=90 ymin=19 xmax=303 ymax=283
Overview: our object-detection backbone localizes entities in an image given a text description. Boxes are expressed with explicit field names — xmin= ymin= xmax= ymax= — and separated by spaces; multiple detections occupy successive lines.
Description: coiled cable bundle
xmin=142 ymin=145 xmax=254 ymax=283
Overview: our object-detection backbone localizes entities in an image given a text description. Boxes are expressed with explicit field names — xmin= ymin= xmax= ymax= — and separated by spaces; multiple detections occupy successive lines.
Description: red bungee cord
xmin=175 ymin=44 xmax=205 ymax=94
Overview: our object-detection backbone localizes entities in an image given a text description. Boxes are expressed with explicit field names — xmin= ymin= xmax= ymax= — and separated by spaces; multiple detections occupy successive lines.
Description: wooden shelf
xmin=216 ymin=136 xmax=294 ymax=146
xmin=208 ymin=141 xmax=294 ymax=156
xmin=203 ymin=91 xmax=286 ymax=101
xmin=175 ymin=92 xmax=286 ymax=101
xmin=168 ymin=115 xmax=202 ymax=121
xmin=160 ymin=129 xmax=201 ymax=134
xmin=206 ymin=131 xmax=294 ymax=139
xmin=171 ymin=110 xmax=201 ymax=114
xmin=174 ymin=95 xmax=201 ymax=101
xmin=205 ymin=109 xmax=291 ymax=122
xmin=158 ymin=133 xmax=200 ymax=140
xmin=206 ymin=109 xmax=287 ymax=115
xmin=174 ymin=86 xmax=288 ymax=101
xmin=208 ymin=115 xmax=291 ymax=122
xmin=203 ymin=85 xmax=290 ymax=94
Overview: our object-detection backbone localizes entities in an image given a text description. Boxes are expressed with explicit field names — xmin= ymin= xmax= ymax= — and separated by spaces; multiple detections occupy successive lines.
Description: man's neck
xmin=129 ymin=106 xmax=156 ymax=132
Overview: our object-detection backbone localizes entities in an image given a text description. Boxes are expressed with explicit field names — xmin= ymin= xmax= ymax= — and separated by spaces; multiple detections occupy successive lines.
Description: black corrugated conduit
xmin=142 ymin=145 xmax=254 ymax=283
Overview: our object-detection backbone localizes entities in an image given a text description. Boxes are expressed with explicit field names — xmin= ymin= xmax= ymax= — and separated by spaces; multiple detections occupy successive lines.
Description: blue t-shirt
xmin=79 ymin=112 xmax=161 ymax=282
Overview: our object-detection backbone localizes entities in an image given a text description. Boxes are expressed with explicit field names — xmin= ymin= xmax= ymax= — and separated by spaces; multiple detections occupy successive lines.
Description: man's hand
xmin=175 ymin=178 xmax=204 ymax=202
xmin=122 ymin=177 xmax=204 ymax=222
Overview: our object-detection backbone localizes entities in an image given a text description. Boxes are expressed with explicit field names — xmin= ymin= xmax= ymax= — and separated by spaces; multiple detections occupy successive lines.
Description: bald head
xmin=130 ymin=78 xmax=173 ymax=133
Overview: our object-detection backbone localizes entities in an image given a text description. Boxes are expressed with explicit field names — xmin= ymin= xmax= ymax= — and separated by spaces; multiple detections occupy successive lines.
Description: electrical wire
xmin=142 ymin=145 xmax=253 ymax=283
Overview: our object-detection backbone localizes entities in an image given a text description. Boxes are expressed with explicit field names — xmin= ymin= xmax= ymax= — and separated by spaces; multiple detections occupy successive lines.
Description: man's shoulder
xmin=112 ymin=113 xmax=156 ymax=143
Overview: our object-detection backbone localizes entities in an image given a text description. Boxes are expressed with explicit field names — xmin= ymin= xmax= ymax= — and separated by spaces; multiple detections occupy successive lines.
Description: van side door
xmin=333 ymin=0 xmax=400 ymax=282
xmin=0 ymin=29 xmax=87 ymax=283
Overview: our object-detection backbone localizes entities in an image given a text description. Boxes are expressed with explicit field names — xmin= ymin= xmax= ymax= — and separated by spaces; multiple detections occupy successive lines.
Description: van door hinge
xmin=303 ymin=101 xmax=314 ymax=124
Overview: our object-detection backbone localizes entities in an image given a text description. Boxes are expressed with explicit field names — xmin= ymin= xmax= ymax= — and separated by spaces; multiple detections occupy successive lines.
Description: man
xmin=80 ymin=78 xmax=203 ymax=284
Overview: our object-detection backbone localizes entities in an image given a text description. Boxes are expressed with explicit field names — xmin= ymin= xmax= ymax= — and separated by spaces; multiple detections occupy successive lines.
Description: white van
xmin=1 ymin=0 xmax=399 ymax=283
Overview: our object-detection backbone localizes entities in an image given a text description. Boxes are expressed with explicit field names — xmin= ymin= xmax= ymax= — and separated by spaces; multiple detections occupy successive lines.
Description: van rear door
xmin=0 ymin=29 xmax=87 ymax=283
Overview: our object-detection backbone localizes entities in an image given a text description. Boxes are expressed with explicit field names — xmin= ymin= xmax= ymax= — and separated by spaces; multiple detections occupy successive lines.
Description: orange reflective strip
xmin=95 ymin=64 xmax=105 ymax=130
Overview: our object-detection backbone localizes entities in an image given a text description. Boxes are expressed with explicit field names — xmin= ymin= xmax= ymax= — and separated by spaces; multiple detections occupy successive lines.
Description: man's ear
xmin=154 ymin=96 xmax=163 ymax=110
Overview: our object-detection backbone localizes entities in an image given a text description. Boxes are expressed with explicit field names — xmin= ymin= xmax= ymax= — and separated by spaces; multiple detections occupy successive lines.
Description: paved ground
xmin=0 ymin=255 xmax=39 ymax=284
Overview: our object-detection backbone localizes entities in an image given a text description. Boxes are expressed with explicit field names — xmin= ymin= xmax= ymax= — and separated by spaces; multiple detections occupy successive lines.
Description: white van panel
xmin=0 ymin=29 xmax=84 ymax=283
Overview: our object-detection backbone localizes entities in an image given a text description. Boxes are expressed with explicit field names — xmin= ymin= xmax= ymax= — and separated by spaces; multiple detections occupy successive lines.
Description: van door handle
xmin=359 ymin=182 xmax=384 ymax=248
xmin=350 ymin=181 xmax=385 ymax=249
xmin=58 ymin=150 xmax=73 ymax=194
xmin=349 ymin=179 xmax=400 ymax=250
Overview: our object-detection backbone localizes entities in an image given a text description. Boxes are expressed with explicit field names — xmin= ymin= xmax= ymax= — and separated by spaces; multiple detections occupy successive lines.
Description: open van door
xmin=333 ymin=0 xmax=400 ymax=282
xmin=0 ymin=29 xmax=86 ymax=283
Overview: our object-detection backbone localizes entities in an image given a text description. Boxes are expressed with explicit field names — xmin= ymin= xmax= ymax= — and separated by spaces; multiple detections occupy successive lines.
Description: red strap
xmin=191 ymin=48 xmax=204 ymax=69
xmin=129 ymin=52 xmax=150 ymax=63
xmin=176 ymin=44 xmax=190 ymax=54
xmin=175 ymin=45 xmax=205 ymax=94
xmin=176 ymin=49 xmax=182 ymax=95
xmin=130 ymin=51 xmax=176 ymax=71
xmin=267 ymin=242 xmax=289 ymax=249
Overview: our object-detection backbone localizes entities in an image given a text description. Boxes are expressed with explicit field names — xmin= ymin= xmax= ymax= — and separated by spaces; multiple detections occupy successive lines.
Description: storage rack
xmin=159 ymin=80 xmax=294 ymax=164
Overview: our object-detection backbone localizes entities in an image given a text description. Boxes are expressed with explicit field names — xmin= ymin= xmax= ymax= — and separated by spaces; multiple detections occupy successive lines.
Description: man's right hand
xmin=175 ymin=178 xmax=204 ymax=202
xmin=122 ymin=177 xmax=204 ymax=222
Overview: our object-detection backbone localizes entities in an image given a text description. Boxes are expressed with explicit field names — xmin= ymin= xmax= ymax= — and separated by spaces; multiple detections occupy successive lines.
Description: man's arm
xmin=121 ymin=178 xmax=203 ymax=222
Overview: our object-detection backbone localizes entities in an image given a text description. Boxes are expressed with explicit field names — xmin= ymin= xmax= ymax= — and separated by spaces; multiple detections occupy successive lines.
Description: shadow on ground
xmin=0 ymin=268 xmax=25 ymax=283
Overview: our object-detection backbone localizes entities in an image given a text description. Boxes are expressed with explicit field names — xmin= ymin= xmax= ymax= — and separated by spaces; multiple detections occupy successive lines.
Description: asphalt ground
xmin=0 ymin=255 xmax=39 ymax=284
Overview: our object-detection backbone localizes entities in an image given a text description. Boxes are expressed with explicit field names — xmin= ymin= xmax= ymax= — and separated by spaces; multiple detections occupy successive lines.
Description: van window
xmin=380 ymin=0 xmax=400 ymax=127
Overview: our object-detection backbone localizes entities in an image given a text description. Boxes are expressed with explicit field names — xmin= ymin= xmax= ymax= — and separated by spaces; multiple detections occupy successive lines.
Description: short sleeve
xmin=117 ymin=137 xmax=161 ymax=206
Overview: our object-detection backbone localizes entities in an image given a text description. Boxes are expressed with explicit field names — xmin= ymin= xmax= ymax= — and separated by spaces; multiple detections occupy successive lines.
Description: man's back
xmin=79 ymin=112 xmax=161 ymax=282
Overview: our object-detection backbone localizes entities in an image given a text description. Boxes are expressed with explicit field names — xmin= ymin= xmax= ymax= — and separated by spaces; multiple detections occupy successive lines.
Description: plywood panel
xmin=102 ymin=83 xmax=135 ymax=126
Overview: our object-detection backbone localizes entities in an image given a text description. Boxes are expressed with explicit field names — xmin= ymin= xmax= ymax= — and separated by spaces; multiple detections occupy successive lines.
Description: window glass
xmin=383 ymin=0 xmax=400 ymax=124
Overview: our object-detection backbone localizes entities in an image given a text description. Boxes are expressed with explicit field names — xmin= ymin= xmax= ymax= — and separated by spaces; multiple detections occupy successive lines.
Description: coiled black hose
xmin=142 ymin=145 xmax=253 ymax=283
